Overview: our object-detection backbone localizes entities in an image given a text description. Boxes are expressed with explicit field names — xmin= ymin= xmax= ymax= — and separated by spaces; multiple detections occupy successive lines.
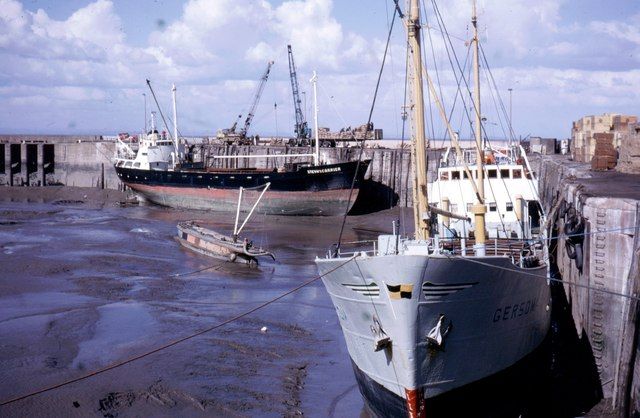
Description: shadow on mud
xmin=423 ymin=274 xmax=603 ymax=417
xmin=349 ymin=179 xmax=399 ymax=216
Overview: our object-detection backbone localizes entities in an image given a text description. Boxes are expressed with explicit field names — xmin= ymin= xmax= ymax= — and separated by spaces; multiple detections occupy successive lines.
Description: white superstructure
xmin=430 ymin=145 xmax=542 ymax=240
xmin=114 ymin=112 xmax=181 ymax=172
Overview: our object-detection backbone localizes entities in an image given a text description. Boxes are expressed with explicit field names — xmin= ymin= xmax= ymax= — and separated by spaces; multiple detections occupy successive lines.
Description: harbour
xmin=2 ymin=0 xmax=640 ymax=416
xmin=1 ymin=133 xmax=638 ymax=416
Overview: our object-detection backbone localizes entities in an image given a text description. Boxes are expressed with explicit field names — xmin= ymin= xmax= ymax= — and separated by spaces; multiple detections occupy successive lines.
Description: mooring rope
xmin=0 ymin=255 xmax=358 ymax=407
xmin=170 ymin=262 xmax=225 ymax=277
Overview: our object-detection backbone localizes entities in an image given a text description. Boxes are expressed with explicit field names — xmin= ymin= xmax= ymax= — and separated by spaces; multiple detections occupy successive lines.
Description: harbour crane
xmin=287 ymin=45 xmax=310 ymax=145
xmin=217 ymin=60 xmax=274 ymax=144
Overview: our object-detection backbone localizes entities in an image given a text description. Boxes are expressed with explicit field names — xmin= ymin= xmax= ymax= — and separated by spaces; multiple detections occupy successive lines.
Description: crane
xmin=287 ymin=45 xmax=310 ymax=145
xmin=217 ymin=60 xmax=274 ymax=144
xmin=240 ymin=60 xmax=273 ymax=137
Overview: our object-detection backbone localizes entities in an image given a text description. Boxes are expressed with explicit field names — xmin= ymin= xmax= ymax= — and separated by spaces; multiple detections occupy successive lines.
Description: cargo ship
xmin=114 ymin=82 xmax=370 ymax=216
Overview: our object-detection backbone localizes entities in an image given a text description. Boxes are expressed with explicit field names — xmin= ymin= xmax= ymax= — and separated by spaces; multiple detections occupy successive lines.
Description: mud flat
xmin=0 ymin=185 xmax=622 ymax=417
xmin=0 ymin=186 xmax=377 ymax=417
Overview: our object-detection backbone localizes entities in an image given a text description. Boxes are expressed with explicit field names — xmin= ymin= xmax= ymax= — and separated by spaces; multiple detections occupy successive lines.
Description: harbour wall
xmin=0 ymin=136 xmax=119 ymax=190
xmin=534 ymin=154 xmax=640 ymax=415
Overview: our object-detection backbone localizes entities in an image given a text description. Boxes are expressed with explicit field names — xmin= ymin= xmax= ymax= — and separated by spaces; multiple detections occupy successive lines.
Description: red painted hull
xmin=127 ymin=182 xmax=360 ymax=216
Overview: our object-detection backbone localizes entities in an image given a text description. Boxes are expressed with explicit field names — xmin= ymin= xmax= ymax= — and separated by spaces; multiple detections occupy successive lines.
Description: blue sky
xmin=1 ymin=0 xmax=639 ymax=139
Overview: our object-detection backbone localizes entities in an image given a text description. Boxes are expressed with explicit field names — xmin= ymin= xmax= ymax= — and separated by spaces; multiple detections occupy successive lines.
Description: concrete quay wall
xmin=0 ymin=136 xmax=118 ymax=190
xmin=535 ymin=155 xmax=640 ymax=415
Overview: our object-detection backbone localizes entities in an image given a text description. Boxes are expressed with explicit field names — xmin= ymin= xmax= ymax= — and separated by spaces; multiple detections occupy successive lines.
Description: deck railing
xmin=328 ymin=236 xmax=542 ymax=266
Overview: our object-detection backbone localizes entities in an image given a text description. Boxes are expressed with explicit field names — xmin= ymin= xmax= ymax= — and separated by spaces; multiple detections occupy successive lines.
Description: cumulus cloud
xmin=0 ymin=0 xmax=639 ymax=138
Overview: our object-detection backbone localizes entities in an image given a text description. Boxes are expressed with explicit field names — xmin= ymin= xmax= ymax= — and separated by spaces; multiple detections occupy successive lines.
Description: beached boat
xmin=176 ymin=221 xmax=274 ymax=265
xmin=114 ymin=80 xmax=370 ymax=216
xmin=176 ymin=183 xmax=275 ymax=266
xmin=315 ymin=1 xmax=550 ymax=416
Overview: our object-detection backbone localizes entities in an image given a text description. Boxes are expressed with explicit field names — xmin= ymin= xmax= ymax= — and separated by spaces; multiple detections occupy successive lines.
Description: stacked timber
xmin=618 ymin=123 xmax=640 ymax=174
xmin=591 ymin=132 xmax=617 ymax=171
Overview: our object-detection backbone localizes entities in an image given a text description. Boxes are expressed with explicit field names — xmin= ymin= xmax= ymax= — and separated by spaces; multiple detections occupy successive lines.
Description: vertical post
xmin=515 ymin=194 xmax=525 ymax=238
xmin=4 ymin=144 xmax=10 ymax=183
xmin=172 ymin=84 xmax=179 ymax=166
xmin=311 ymin=71 xmax=320 ymax=166
xmin=233 ymin=187 xmax=244 ymax=239
xmin=471 ymin=0 xmax=486 ymax=255
xmin=408 ymin=0 xmax=430 ymax=241
xmin=441 ymin=197 xmax=450 ymax=236
xmin=37 ymin=143 xmax=44 ymax=186
xmin=20 ymin=142 xmax=27 ymax=186
xmin=143 ymin=93 xmax=147 ymax=133
xmin=508 ymin=88 xmax=513 ymax=147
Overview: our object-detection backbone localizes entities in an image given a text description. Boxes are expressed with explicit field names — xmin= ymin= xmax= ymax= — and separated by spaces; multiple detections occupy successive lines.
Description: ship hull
xmin=315 ymin=254 xmax=550 ymax=417
xmin=115 ymin=160 xmax=369 ymax=216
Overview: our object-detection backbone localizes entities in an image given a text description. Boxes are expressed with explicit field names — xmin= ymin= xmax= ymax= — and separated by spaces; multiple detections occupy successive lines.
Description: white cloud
xmin=0 ymin=0 xmax=639 ymax=138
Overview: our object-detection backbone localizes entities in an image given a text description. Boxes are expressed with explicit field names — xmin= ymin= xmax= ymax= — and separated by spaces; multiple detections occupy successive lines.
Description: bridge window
xmin=489 ymin=202 xmax=497 ymax=212
xmin=452 ymin=171 xmax=461 ymax=180
xmin=488 ymin=169 xmax=497 ymax=178
xmin=506 ymin=202 xmax=513 ymax=211
xmin=512 ymin=169 xmax=522 ymax=179
xmin=133 ymin=162 xmax=141 ymax=168
xmin=500 ymin=169 xmax=510 ymax=178
xmin=440 ymin=171 xmax=449 ymax=181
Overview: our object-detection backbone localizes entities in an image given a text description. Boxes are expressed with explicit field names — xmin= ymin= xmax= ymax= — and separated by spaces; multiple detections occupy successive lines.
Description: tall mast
xmin=311 ymin=71 xmax=320 ymax=166
xmin=471 ymin=0 xmax=487 ymax=253
xmin=172 ymin=84 xmax=179 ymax=166
xmin=408 ymin=0 xmax=430 ymax=240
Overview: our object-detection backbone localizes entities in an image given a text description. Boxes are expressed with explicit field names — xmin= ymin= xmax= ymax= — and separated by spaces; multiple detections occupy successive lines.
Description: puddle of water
xmin=72 ymin=301 xmax=159 ymax=369
xmin=0 ymin=291 xmax=96 ymax=323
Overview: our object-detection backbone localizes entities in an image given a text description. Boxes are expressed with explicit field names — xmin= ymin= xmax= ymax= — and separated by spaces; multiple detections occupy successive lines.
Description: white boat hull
xmin=316 ymin=253 xmax=550 ymax=416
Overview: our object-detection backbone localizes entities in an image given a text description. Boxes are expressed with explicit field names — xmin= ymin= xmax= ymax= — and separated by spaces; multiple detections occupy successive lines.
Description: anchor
xmin=426 ymin=314 xmax=451 ymax=349
xmin=370 ymin=316 xmax=391 ymax=351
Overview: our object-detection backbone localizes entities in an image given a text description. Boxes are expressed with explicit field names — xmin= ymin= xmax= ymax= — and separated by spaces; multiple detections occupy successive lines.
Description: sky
xmin=1 ymin=0 xmax=639 ymax=140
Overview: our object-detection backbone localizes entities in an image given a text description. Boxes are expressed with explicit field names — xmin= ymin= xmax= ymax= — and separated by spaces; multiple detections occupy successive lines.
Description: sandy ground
xmin=0 ymin=186 xmax=406 ymax=418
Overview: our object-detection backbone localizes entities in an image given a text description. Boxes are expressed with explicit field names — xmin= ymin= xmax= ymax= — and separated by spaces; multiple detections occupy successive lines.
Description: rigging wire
xmin=399 ymin=30 xmax=410 ymax=237
xmin=334 ymin=3 xmax=400 ymax=253
xmin=421 ymin=2 xmax=438 ymax=143
xmin=430 ymin=0 xmax=476 ymax=143
xmin=145 ymin=79 xmax=174 ymax=143
xmin=384 ymin=0 xmax=401 ymax=140
xmin=446 ymin=255 xmax=640 ymax=302
xmin=0 ymin=255 xmax=359 ymax=407
xmin=479 ymin=44 xmax=516 ymax=141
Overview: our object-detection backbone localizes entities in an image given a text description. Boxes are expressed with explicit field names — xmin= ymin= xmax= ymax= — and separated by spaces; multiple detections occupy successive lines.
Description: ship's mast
xmin=408 ymin=0 xmax=430 ymax=240
xmin=471 ymin=0 xmax=487 ymax=254
xmin=310 ymin=71 xmax=320 ymax=166
xmin=172 ymin=84 xmax=179 ymax=167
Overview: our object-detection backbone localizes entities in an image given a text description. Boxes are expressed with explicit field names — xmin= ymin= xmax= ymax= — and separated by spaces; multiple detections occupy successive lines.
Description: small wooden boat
xmin=176 ymin=183 xmax=274 ymax=266
xmin=176 ymin=221 xmax=274 ymax=265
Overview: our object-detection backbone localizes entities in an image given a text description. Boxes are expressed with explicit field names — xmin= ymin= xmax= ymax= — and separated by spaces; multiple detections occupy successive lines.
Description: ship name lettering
xmin=492 ymin=298 xmax=537 ymax=323
xmin=308 ymin=167 xmax=341 ymax=174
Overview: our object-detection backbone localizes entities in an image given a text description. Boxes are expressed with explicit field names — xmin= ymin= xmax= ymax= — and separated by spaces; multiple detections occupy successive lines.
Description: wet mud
xmin=0 ymin=187 xmax=602 ymax=417
xmin=0 ymin=187 xmax=376 ymax=417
